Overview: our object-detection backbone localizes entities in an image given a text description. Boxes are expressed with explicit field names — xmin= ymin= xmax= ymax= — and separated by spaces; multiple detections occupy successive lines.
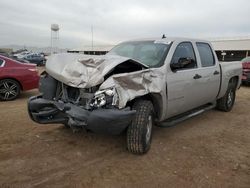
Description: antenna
xmin=51 ymin=24 xmax=60 ymax=54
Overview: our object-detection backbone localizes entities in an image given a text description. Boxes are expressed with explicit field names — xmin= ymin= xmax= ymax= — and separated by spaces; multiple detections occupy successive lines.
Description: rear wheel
xmin=0 ymin=79 xmax=20 ymax=101
xmin=127 ymin=100 xmax=154 ymax=154
xmin=216 ymin=81 xmax=236 ymax=112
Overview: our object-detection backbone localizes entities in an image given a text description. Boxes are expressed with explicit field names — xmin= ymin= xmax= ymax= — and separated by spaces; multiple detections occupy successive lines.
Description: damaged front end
xmin=28 ymin=53 xmax=165 ymax=135
xmin=28 ymin=72 xmax=136 ymax=135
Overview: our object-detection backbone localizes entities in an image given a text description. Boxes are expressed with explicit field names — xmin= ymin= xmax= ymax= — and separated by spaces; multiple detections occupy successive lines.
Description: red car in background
xmin=0 ymin=55 xmax=39 ymax=101
xmin=242 ymin=57 xmax=250 ymax=85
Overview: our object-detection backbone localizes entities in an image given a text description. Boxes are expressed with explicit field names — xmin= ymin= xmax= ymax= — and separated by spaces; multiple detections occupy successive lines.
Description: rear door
xmin=194 ymin=42 xmax=220 ymax=105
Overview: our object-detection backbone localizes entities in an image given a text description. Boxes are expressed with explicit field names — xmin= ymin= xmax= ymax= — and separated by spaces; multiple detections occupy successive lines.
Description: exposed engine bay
xmin=40 ymin=71 xmax=119 ymax=110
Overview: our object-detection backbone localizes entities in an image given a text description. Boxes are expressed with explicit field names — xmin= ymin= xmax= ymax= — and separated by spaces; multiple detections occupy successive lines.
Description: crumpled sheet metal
xmin=45 ymin=53 xmax=146 ymax=88
xmin=46 ymin=53 xmax=164 ymax=109
xmin=100 ymin=69 xmax=165 ymax=108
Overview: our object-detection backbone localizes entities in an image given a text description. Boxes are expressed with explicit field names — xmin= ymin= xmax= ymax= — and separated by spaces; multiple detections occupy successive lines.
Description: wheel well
xmin=127 ymin=94 xmax=162 ymax=119
xmin=229 ymin=76 xmax=239 ymax=89
xmin=0 ymin=78 xmax=23 ymax=90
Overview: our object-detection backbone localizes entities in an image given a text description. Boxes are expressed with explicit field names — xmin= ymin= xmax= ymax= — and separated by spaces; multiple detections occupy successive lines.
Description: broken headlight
xmin=90 ymin=88 xmax=118 ymax=108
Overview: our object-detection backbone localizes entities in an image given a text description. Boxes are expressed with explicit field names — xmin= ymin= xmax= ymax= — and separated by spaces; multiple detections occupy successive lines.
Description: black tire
xmin=216 ymin=81 xmax=236 ymax=112
xmin=0 ymin=79 xmax=21 ymax=101
xmin=127 ymin=100 xmax=154 ymax=154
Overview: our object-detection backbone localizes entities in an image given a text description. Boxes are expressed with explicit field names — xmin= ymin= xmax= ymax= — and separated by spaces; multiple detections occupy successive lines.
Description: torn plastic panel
xmin=28 ymin=95 xmax=136 ymax=135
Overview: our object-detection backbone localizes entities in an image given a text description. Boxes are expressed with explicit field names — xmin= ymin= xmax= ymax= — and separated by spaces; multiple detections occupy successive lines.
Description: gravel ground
xmin=0 ymin=86 xmax=249 ymax=188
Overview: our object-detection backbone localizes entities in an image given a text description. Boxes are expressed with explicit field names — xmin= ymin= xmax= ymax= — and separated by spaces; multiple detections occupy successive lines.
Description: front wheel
xmin=216 ymin=81 xmax=236 ymax=112
xmin=127 ymin=100 xmax=154 ymax=154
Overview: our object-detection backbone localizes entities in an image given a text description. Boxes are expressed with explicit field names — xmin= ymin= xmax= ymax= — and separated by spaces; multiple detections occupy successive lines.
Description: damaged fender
xmin=99 ymin=69 xmax=167 ymax=120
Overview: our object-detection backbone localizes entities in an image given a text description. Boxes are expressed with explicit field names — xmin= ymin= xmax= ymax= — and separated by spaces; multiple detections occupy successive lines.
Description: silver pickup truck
xmin=28 ymin=37 xmax=242 ymax=154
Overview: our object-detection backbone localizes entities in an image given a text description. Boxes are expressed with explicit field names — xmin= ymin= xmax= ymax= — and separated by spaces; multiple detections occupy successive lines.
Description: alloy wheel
xmin=0 ymin=80 xmax=20 ymax=100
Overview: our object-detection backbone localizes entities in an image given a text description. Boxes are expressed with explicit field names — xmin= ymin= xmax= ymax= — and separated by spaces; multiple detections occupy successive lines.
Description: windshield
xmin=108 ymin=41 xmax=171 ymax=67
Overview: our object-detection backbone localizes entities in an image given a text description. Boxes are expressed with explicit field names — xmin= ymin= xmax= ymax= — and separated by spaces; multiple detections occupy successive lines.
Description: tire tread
xmin=127 ymin=100 xmax=153 ymax=154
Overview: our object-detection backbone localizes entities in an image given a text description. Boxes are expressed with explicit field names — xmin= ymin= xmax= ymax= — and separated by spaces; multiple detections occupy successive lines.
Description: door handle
xmin=193 ymin=74 xmax=202 ymax=79
xmin=213 ymin=70 xmax=220 ymax=75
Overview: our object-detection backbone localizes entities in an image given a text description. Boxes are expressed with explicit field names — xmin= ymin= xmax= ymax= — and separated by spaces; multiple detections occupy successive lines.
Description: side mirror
xmin=171 ymin=57 xmax=194 ymax=71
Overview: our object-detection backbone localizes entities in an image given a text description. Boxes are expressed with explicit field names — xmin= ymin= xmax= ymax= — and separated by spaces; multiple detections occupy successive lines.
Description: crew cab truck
xmin=28 ymin=38 xmax=242 ymax=154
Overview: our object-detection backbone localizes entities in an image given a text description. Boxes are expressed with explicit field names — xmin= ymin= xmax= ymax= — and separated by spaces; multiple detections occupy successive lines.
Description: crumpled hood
xmin=45 ymin=53 xmax=148 ymax=88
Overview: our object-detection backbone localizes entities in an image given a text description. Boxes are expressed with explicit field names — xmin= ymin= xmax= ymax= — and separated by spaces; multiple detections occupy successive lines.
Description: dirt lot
xmin=0 ymin=86 xmax=249 ymax=188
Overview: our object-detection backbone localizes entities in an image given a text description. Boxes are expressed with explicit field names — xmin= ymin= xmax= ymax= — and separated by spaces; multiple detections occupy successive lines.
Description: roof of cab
xmin=123 ymin=37 xmax=210 ymax=44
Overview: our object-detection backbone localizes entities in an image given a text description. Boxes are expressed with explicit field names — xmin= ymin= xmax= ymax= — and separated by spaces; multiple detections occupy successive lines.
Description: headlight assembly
xmin=90 ymin=88 xmax=118 ymax=108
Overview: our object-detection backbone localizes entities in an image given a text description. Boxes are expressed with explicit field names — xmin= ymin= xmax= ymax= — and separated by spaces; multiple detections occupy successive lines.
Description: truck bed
xmin=218 ymin=61 xmax=242 ymax=99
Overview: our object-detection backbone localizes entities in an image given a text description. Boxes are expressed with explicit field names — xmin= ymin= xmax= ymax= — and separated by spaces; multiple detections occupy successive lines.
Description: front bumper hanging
xmin=28 ymin=96 xmax=136 ymax=135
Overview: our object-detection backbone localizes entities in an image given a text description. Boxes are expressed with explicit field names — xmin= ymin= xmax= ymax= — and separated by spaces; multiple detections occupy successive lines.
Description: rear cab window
xmin=196 ymin=42 xmax=215 ymax=67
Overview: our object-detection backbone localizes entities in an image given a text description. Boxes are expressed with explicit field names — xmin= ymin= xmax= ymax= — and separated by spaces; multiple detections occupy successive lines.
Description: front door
xmin=166 ymin=42 xmax=203 ymax=118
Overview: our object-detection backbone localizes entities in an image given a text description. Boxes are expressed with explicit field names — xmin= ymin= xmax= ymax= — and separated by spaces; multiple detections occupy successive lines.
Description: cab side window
xmin=171 ymin=42 xmax=197 ymax=70
xmin=196 ymin=42 xmax=215 ymax=67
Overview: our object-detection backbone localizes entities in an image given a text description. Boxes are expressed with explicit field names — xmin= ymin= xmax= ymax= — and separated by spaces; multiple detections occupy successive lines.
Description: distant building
xmin=68 ymin=45 xmax=114 ymax=55
xmin=210 ymin=37 xmax=250 ymax=61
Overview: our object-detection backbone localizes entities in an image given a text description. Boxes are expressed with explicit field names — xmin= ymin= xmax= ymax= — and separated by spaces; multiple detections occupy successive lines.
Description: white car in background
xmin=13 ymin=51 xmax=31 ymax=59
